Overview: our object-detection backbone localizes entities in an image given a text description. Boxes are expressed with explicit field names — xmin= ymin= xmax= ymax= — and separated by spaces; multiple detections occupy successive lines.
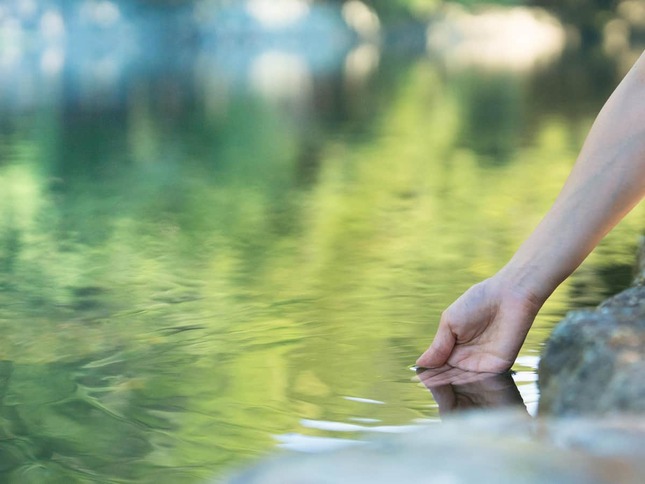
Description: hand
xmin=417 ymin=53 xmax=645 ymax=372
xmin=416 ymin=274 xmax=543 ymax=373
xmin=416 ymin=365 xmax=526 ymax=416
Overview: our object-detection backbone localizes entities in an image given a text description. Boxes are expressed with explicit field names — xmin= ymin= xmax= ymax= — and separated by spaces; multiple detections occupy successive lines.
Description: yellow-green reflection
xmin=0 ymin=52 xmax=642 ymax=482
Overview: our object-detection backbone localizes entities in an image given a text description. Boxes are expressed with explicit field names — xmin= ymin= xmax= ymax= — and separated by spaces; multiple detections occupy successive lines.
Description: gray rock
xmin=222 ymin=410 xmax=645 ymax=484
xmin=635 ymin=235 xmax=645 ymax=285
xmin=538 ymin=238 xmax=645 ymax=415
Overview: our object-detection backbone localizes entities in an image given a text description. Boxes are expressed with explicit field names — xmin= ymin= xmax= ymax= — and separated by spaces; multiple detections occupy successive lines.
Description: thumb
xmin=416 ymin=323 xmax=456 ymax=369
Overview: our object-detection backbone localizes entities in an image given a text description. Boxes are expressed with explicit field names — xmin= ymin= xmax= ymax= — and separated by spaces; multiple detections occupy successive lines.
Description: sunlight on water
xmin=0 ymin=1 xmax=643 ymax=482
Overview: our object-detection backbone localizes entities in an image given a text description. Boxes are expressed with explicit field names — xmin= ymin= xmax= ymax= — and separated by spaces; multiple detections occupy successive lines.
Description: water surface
xmin=0 ymin=3 xmax=644 ymax=482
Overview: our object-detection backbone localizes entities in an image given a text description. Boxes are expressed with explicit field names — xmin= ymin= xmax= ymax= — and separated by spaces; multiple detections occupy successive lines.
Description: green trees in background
xmin=358 ymin=0 xmax=622 ymax=47
xmin=532 ymin=0 xmax=618 ymax=44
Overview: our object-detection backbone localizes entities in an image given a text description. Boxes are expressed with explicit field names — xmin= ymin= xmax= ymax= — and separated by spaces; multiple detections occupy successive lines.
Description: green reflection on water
xmin=0 ymin=52 xmax=643 ymax=482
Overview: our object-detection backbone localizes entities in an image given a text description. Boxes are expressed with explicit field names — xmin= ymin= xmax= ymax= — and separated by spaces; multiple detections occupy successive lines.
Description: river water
xmin=0 ymin=2 xmax=643 ymax=483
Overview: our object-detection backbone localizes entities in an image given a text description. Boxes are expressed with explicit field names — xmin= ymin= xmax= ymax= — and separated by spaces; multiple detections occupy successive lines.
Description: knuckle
xmin=440 ymin=309 xmax=452 ymax=324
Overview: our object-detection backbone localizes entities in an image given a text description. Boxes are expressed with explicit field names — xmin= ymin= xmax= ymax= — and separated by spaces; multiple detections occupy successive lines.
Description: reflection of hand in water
xmin=416 ymin=365 xmax=526 ymax=416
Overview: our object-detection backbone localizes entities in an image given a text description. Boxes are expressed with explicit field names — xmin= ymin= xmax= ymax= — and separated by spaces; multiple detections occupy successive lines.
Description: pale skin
xmin=417 ymin=51 xmax=645 ymax=373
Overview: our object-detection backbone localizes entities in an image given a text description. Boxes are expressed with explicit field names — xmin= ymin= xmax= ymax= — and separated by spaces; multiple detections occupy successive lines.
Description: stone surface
xmin=538 ymin=238 xmax=645 ymax=415
xmin=635 ymin=235 xmax=645 ymax=285
xmin=222 ymin=411 xmax=645 ymax=484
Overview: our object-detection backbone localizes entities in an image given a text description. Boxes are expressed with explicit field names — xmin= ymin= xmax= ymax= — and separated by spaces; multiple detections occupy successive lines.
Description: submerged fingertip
xmin=416 ymin=349 xmax=450 ymax=370
xmin=415 ymin=355 xmax=434 ymax=369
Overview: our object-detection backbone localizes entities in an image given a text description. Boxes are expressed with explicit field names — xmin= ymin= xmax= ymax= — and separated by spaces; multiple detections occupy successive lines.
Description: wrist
xmin=495 ymin=260 xmax=557 ymax=309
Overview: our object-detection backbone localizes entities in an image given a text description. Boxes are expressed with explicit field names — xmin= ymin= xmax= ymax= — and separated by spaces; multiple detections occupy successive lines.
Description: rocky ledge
xmin=539 ymin=237 xmax=645 ymax=415
xmin=224 ymin=411 xmax=645 ymax=484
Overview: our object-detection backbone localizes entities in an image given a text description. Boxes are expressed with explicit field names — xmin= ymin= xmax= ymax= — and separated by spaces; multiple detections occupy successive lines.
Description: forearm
xmin=502 ymin=52 xmax=645 ymax=302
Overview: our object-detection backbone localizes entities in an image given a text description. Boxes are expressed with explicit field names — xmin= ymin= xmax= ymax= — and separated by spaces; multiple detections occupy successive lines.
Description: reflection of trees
xmin=0 ymin=359 xmax=156 ymax=482
xmin=0 ymin=347 xmax=267 ymax=482
xmin=452 ymin=72 xmax=522 ymax=165
xmin=525 ymin=49 xmax=620 ymax=122
xmin=0 ymin=51 xmax=644 ymax=480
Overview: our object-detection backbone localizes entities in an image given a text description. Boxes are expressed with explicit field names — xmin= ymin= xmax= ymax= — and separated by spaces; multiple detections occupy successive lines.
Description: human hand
xmin=416 ymin=365 xmax=525 ymax=415
xmin=416 ymin=274 xmax=543 ymax=373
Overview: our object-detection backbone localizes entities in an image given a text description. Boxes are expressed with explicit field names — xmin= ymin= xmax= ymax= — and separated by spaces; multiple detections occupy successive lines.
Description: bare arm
xmin=503 ymin=50 xmax=645 ymax=302
xmin=417 ymin=51 xmax=645 ymax=372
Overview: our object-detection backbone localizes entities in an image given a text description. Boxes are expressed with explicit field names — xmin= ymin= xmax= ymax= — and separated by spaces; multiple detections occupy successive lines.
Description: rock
xmin=223 ymin=410 xmax=645 ymax=484
xmin=635 ymin=235 xmax=645 ymax=285
xmin=538 ymin=239 xmax=645 ymax=415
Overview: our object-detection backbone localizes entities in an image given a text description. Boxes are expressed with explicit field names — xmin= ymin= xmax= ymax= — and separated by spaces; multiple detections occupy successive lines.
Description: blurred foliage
xmin=452 ymin=0 xmax=523 ymax=5
xmin=359 ymin=0 xmax=625 ymax=47
xmin=533 ymin=0 xmax=618 ymax=45
xmin=327 ymin=0 xmax=524 ymax=22
xmin=0 ymin=47 xmax=643 ymax=483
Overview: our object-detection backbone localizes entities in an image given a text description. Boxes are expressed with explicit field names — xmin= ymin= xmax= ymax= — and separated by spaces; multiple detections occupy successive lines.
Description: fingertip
xmin=415 ymin=349 xmax=430 ymax=367
xmin=416 ymin=348 xmax=442 ymax=369
xmin=416 ymin=326 xmax=455 ymax=369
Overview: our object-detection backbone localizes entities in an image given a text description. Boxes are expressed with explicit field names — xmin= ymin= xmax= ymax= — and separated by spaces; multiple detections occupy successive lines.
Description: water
xmin=0 ymin=2 xmax=644 ymax=483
